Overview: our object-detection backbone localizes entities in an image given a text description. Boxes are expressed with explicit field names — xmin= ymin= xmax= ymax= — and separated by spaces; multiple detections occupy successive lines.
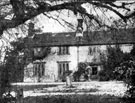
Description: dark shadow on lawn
xmin=11 ymin=84 xmax=58 ymax=91
xmin=24 ymin=94 xmax=131 ymax=103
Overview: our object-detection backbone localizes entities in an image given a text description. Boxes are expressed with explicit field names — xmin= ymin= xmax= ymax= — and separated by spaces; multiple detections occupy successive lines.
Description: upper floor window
xmin=88 ymin=46 xmax=100 ymax=55
xmin=58 ymin=46 xmax=69 ymax=55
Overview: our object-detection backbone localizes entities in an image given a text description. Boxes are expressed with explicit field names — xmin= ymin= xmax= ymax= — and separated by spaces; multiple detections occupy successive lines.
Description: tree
xmin=0 ymin=0 xmax=135 ymax=99
xmin=113 ymin=46 xmax=135 ymax=98
xmin=99 ymin=45 xmax=130 ymax=81
xmin=0 ymin=0 xmax=135 ymax=37
xmin=0 ymin=35 xmax=51 ymax=98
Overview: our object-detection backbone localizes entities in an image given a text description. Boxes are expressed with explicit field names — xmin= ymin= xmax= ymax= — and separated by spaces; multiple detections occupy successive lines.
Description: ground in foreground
xmin=24 ymin=94 xmax=135 ymax=103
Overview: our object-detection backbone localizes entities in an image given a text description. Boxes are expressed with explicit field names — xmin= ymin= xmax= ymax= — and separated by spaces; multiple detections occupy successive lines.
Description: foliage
xmin=4 ymin=38 xmax=26 ymax=82
xmin=23 ymin=94 xmax=124 ymax=103
xmin=0 ymin=64 xmax=10 ymax=98
xmin=33 ymin=47 xmax=51 ymax=60
xmin=0 ymin=38 xmax=26 ymax=97
xmin=0 ymin=0 xmax=135 ymax=99
xmin=99 ymin=45 xmax=130 ymax=81
xmin=114 ymin=60 xmax=135 ymax=98
xmin=0 ymin=0 xmax=135 ymax=36
xmin=73 ymin=62 xmax=87 ymax=81
xmin=114 ymin=45 xmax=135 ymax=98
xmin=98 ymin=70 xmax=110 ymax=81
xmin=0 ymin=35 xmax=51 ymax=97
xmin=98 ymin=44 xmax=135 ymax=101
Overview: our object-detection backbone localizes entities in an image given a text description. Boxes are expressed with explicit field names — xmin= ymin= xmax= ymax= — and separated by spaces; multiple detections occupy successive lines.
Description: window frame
xmin=89 ymin=46 xmax=101 ymax=55
xmin=58 ymin=46 xmax=69 ymax=55
xmin=33 ymin=62 xmax=46 ymax=77
xmin=57 ymin=61 xmax=70 ymax=77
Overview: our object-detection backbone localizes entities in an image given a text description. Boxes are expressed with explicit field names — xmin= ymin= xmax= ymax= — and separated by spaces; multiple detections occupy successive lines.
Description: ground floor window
xmin=91 ymin=66 xmax=98 ymax=75
xmin=57 ymin=61 xmax=70 ymax=77
xmin=33 ymin=62 xmax=45 ymax=77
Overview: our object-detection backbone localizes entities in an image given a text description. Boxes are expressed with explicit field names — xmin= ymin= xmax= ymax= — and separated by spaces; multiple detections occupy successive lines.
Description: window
xmin=58 ymin=46 xmax=69 ymax=55
xmin=91 ymin=66 xmax=98 ymax=75
xmin=33 ymin=62 xmax=45 ymax=77
xmin=88 ymin=46 xmax=100 ymax=55
xmin=58 ymin=62 xmax=69 ymax=76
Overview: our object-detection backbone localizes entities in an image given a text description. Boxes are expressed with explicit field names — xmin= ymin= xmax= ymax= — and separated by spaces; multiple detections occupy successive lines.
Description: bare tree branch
xmin=108 ymin=2 xmax=130 ymax=11
xmin=0 ymin=0 xmax=135 ymax=37
xmin=43 ymin=13 xmax=66 ymax=27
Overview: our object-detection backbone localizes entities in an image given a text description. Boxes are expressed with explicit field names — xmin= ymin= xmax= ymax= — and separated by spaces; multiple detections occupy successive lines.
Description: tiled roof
xmin=30 ymin=28 xmax=135 ymax=47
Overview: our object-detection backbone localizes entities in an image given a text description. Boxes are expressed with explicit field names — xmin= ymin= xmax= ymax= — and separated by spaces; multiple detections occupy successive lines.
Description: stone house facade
xmin=23 ymin=28 xmax=134 ymax=82
xmin=24 ymin=32 xmax=107 ymax=82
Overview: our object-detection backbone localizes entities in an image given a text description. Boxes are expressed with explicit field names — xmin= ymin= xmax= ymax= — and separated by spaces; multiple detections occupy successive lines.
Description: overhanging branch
xmin=0 ymin=0 xmax=135 ymax=37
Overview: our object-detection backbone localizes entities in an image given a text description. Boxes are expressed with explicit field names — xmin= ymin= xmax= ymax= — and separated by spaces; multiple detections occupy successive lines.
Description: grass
xmin=11 ymin=81 xmax=132 ymax=103
xmin=23 ymin=94 xmax=130 ymax=103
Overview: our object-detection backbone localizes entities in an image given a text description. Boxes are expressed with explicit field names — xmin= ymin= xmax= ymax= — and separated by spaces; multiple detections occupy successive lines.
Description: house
xmin=23 ymin=31 xmax=108 ymax=82
xmin=23 ymin=25 xmax=135 ymax=82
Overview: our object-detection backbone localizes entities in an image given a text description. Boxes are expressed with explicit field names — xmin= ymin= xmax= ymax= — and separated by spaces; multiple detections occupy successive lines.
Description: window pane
xmin=66 ymin=46 xmax=69 ymax=54
xmin=59 ymin=46 xmax=62 ymax=55
xmin=59 ymin=47 xmax=61 ymax=54
xmin=66 ymin=63 xmax=69 ymax=71
xmin=38 ymin=64 xmax=41 ymax=77
xmin=92 ymin=67 xmax=98 ymax=75
xmin=34 ymin=64 xmax=37 ymax=76
xmin=63 ymin=47 xmax=65 ymax=54
xmin=93 ymin=47 xmax=95 ymax=53
xmin=63 ymin=63 xmax=65 ymax=74
xmin=33 ymin=64 xmax=35 ymax=76
xmin=58 ymin=63 xmax=61 ymax=75
xmin=42 ymin=63 xmax=45 ymax=76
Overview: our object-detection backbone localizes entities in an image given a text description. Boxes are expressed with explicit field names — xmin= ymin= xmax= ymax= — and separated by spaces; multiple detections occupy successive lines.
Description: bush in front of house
xmin=114 ymin=59 xmax=135 ymax=98
xmin=113 ymin=45 xmax=135 ymax=98
xmin=99 ymin=46 xmax=130 ymax=81
xmin=73 ymin=62 xmax=88 ymax=82
xmin=98 ymin=70 xmax=110 ymax=81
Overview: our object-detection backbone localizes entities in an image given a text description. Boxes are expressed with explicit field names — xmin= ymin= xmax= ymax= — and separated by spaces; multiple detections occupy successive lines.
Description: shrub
xmin=73 ymin=71 xmax=80 ymax=82
xmin=73 ymin=62 xmax=87 ymax=81
xmin=114 ymin=60 xmax=135 ymax=98
xmin=98 ymin=70 xmax=109 ymax=81
xmin=99 ymin=46 xmax=130 ymax=81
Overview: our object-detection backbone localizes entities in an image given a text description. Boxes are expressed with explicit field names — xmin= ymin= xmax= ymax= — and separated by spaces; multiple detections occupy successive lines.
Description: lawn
xmin=11 ymin=81 xmax=127 ymax=97
xmin=11 ymin=81 xmax=134 ymax=103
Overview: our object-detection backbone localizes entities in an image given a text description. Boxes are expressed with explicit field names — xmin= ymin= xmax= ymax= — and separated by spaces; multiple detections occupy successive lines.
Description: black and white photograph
xmin=0 ymin=0 xmax=135 ymax=103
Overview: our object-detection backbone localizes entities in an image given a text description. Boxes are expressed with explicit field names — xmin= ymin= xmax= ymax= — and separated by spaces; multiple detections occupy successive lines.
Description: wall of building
xmin=24 ymin=45 xmax=106 ymax=82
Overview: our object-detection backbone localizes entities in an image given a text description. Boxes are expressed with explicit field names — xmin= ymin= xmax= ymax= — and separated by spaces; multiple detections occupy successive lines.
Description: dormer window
xmin=58 ymin=46 xmax=69 ymax=55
